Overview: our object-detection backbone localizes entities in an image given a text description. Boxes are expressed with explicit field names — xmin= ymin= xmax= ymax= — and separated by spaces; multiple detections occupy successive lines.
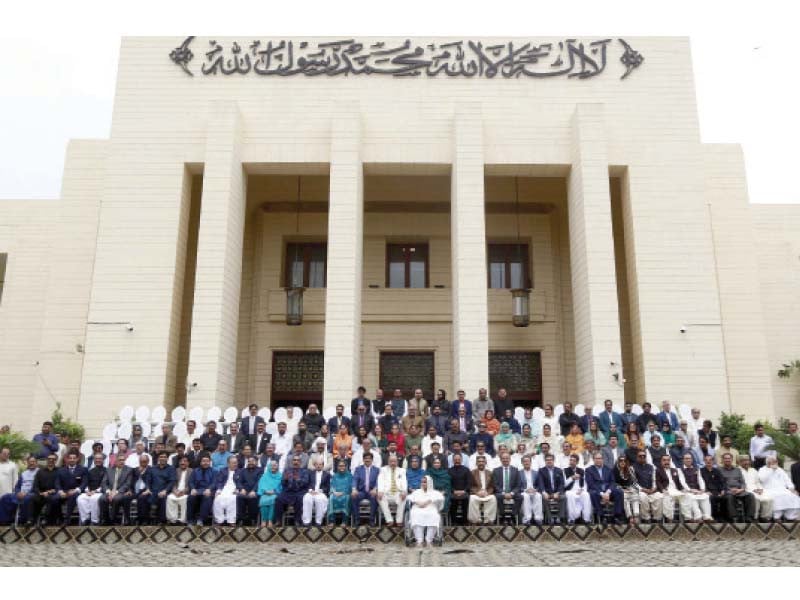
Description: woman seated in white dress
xmin=758 ymin=457 xmax=800 ymax=521
xmin=408 ymin=475 xmax=444 ymax=547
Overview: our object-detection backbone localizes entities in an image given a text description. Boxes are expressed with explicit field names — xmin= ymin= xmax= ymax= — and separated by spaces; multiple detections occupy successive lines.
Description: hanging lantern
xmin=285 ymin=286 xmax=305 ymax=326
xmin=511 ymin=287 xmax=531 ymax=327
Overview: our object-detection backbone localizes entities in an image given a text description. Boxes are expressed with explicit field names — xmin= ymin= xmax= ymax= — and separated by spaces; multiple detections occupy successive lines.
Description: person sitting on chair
xmin=492 ymin=452 xmax=521 ymax=525
xmin=302 ymin=456 xmax=330 ymax=527
xmin=274 ymin=454 xmax=310 ymax=526
xmin=564 ymin=453 xmax=591 ymax=525
xmin=408 ymin=475 xmax=444 ymax=547
xmin=585 ymin=452 xmax=624 ymax=524
xmin=518 ymin=454 xmax=544 ymax=526
xmin=350 ymin=452 xmax=380 ymax=525
xmin=536 ymin=453 xmax=566 ymax=524
xmin=468 ymin=455 xmax=496 ymax=524
xmin=377 ymin=453 xmax=407 ymax=527
xmin=76 ymin=453 xmax=107 ymax=525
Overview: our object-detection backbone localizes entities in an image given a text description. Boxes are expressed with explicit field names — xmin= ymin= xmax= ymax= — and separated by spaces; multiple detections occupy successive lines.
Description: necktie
xmin=112 ymin=469 xmax=120 ymax=493
xmin=390 ymin=467 xmax=397 ymax=493
xmin=460 ymin=417 xmax=465 ymax=431
xmin=504 ymin=467 xmax=509 ymax=492
xmin=365 ymin=467 xmax=370 ymax=492
xmin=549 ymin=469 xmax=554 ymax=489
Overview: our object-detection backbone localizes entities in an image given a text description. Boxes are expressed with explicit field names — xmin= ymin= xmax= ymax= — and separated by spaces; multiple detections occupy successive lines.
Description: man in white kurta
xmin=679 ymin=454 xmax=712 ymax=521
xmin=758 ymin=458 xmax=800 ymax=520
xmin=656 ymin=455 xmax=694 ymax=521
xmin=564 ymin=455 xmax=592 ymax=523
xmin=76 ymin=454 xmax=106 ymax=525
xmin=167 ymin=457 xmax=191 ymax=523
xmin=302 ymin=457 xmax=329 ymax=526
xmin=739 ymin=456 xmax=773 ymax=520
xmin=0 ymin=448 xmax=18 ymax=498
xmin=377 ymin=455 xmax=407 ymax=526
xmin=212 ymin=456 xmax=239 ymax=525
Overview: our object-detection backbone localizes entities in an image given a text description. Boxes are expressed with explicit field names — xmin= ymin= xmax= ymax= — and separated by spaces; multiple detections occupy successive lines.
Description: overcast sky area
xmin=1 ymin=0 xmax=798 ymax=203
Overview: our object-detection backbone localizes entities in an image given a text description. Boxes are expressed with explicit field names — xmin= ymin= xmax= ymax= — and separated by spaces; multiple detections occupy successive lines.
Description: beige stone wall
xmin=753 ymin=205 xmax=800 ymax=422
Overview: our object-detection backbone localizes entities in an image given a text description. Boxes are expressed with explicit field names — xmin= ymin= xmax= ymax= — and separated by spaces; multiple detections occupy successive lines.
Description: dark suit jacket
xmin=579 ymin=415 xmax=600 ymax=434
xmin=224 ymin=433 xmax=247 ymax=454
xmin=585 ymin=465 xmax=618 ymax=494
xmin=792 ymin=461 xmax=800 ymax=492
xmin=239 ymin=415 xmax=266 ymax=437
xmin=351 ymin=397 xmax=371 ymax=416
xmin=249 ymin=433 xmax=272 ymax=455
xmin=381 ymin=452 xmax=405 ymax=468
xmin=327 ymin=416 xmax=352 ymax=435
xmin=352 ymin=465 xmax=379 ymax=494
xmin=449 ymin=399 xmax=473 ymax=419
xmin=102 ymin=465 xmax=133 ymax=494
xmin=307 ymin=469 xmax=331 ymax=495
xmin=492 ymin=465 xmax=521 ymax=495
xmin=350 ymin=413 xmax=375 ymax=434
xmin=469 ymin=468 xmax=495 ymax=494
xmin=536 ymin=467 xmax=565 ymax=495
xmin=563 ymin=466 xmax=585 ymax=491
xmin=55 ymin=465 xmax=89 ymax=493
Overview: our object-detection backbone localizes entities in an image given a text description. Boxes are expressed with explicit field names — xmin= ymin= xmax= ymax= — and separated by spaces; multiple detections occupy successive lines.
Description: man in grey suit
xmin=492 ymin=452 xmax=521 ymax=524
xmin=224 ymin=422 xmax=247 ymax=454
xmin=601 ymin=436 xmax=624 ymax=468
xmin=98 ymin=452 xmax=134 ymax=525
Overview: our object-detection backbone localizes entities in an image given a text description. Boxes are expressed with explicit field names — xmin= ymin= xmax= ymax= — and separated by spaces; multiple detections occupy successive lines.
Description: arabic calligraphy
xmin=169 ymin=37 xmax=644 ymax=80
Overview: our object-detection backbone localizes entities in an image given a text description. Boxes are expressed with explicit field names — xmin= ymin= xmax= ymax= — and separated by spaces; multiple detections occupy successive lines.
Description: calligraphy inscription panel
xmin=272 ymin=351 xmax=324 ymax=394
xmin=169 ymin=37 xmax=643 ymax=80
xmin=379 ymin=352 xmax=435 ymax=400
xmin=489 ymin=351 xmax=542 ymax=398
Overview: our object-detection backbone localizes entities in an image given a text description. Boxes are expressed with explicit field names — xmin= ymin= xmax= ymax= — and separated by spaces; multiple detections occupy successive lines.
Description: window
xmin=386 ymin=244 xmax=429 ymax=288
xmin=489 ymin=351 xmax=543 ymax=406
xmin=0 ymin=253 xmax=6 ymax=304
xmin=284 ymin=243 xmax=327 ymax=288
xmin=487 ymin=244 xmax=530 ymax=289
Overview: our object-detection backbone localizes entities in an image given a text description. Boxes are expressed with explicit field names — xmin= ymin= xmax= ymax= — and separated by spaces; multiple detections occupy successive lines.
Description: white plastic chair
xmin=207 ymin=406 xmax=222 ymax=422
xmin=171 ymin=406 xmax=186 ymax=423
xmin=613 ymin=403 xmax=624 ymax=414
xmin=343 ymin=405 xmax=352 ymax=418
xmin=631 ymin=404 xmax=643 ymax=416
xmin=223 ymin=406 xmax=238 ymax=423
xmin=101 ymin=439 xmax=112 ymax=457
xmin=679 ymin=404 xmax=693 ymax=421
xmin=151 ymin=406 xmax=166 ymax=424
xmin=574 ymin=403 xmax=585 ymax=416
xmin=102 ymin=423 xmax=118 ymax=441
xmin=531 ymin=407 xmax=545 ymax=422
xmin=257 ymin=407 xmax=271 ymax=422
xmin=173 ymin=421 xmax=187 ymax=438
xmin=273 ymin=407 xmax=288 ymax=424
xmin=188 ymin=407 xmax=204 ymax=424
xmin=323 ymin=406 xmax=336 ymax=420
xmin=80 ymin=440 xmax=95 ymax=458
xmin=241 ymin=406 xmax=250 ymax=419
xmin=554 ymin=404 xmax=564 ymax=418
xmin=592 ymin=404 xmax=604 ymax=416
xmin=117 ymin=422 xmax=132 ymax=441
xmin=514 ymin=406 xmax=525 ymax=421
xmin=265 ymin=422 xmax=278 ymax=436
xmin=119 ymin=405 xmax=134 ymax=423
xmin=140 ymin=422 xmax=152 ymax=438
xmin=286 ymin=407 xmax=303 ymax=422
xmin=135 ymin=405 xmax=150 ymax=424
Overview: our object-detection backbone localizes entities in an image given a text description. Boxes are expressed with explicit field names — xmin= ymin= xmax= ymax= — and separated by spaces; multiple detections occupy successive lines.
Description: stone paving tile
xmin=1 ymin=539 xmax=799 ymax=567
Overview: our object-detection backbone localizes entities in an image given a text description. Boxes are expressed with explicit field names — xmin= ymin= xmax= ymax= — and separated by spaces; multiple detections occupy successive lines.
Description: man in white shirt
xmin=680 ymin=453 xmax=712 ymax=521
xmin=421 ymin=426 xmax=443 ymax=457
xmin=125 ymin=442 xmax=151 ymax=468
xmin=518 ymin=455 xmax=543 ymax=525
xmin=556 ymin=442 xmax=581 ymax=470
xmin=656 ymin=454 xmax=693 ymax=522
xmin=302 ymin=457 xmax=330 ymax=526
xmin=377 ymin=454 xmax=407 ymax=526
xmin=532 ymin=443 xmax=551 ymax=470
xmin=166 ymin=455 xmax=191 ymax=524
xmin=749 ymin=424 xmax=775 ymax=470
xmin=469 ymin=442 xmax=497 ymax=470
xmin=739 ymin=455 xmax=773 ymax=521
xmin=308 ymin=438 xmax=333 ymax=472
xmin=351 ymin=439 xmax=383 ymax=473
xmin=272 ymin=422 xmax=293 ymax=457
xmin=688 ymin=409 xmax=704 ymax=448
xmin=678 ymin=419 xmax=698 ymax=451
xmin=212 ymin=456 xmax=239 ymax=525
xmin=564 ymin=454 xmax=592 ymax=524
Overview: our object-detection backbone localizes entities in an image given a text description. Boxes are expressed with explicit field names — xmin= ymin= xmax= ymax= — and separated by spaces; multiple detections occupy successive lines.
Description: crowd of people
xmin=1 ymin=389 xmax=799 ymax=547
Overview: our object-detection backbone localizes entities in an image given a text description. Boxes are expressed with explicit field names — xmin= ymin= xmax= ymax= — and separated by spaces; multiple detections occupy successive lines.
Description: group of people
xmin=1 ymin=391 xmax=799 ymax=546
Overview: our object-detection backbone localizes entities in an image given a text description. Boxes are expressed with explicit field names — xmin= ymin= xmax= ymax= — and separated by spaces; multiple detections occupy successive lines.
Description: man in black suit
xmin=187 ymin=438 xmax=210 ymax=468
xmin=327 ymin=404 xmax=351 ymax=437
xmin=199 ymin=421 xmax=222 ymax=453
xmin=351 ymin=404 xmax=375 ymax=434
xmin=425 ymin=405 xmax=449 ymax=437
xmin=536 ymin=453 xmax=566 ymax=523
xmin=351 ymin=386 xmax=371 ymax=416
xmin=448 ymin=452 xmax=471 ymax=525
xmin=52 ymin=451 xmax=89 ymax=525
xmin=99 ymin=452 xmax=134 ymax=525
xmin=240 ymin=404 xmax=266 ymax=438
xmin=224 ymin=422 xmax=247 ymax=454
xmin=249 ymin=421 xmax=272 ymax=456
xmin=492 ymin=452 xmax=521 ymax=524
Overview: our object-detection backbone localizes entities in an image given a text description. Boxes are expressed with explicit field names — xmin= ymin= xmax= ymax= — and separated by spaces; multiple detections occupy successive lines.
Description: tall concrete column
xmin=451 ymin=105 xmax=489 ymax=394
xmin=323 ymin=113 xmax=363 ymax=409
xmin=186 ymin=103 xmax=245 ymax=410
xmin=568 ymin=103 xmax=624 ymax=405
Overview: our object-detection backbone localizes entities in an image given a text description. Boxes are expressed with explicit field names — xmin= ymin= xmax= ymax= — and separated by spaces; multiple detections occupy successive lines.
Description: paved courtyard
xmin=1 ymin=539 xmax=799 ymax=567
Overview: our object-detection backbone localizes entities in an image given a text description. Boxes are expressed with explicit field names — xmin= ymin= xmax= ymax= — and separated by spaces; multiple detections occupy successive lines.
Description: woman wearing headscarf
xmin=408 ymin=476 xmax=444 ymax=547
xmin=257 ymin=460 xmax=282 ymax=527
xmin=659 ymin=421 xmax=676 ymax=447
xmin=425 ymin=456 xmax=452 ymax=512
xmin=405 ymin=455 xmax=425 ymax=493
xmin=327 ymin=459 xmax=353 ymax=525
xmin=494 ymin=422 xmax=518 ymax=453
